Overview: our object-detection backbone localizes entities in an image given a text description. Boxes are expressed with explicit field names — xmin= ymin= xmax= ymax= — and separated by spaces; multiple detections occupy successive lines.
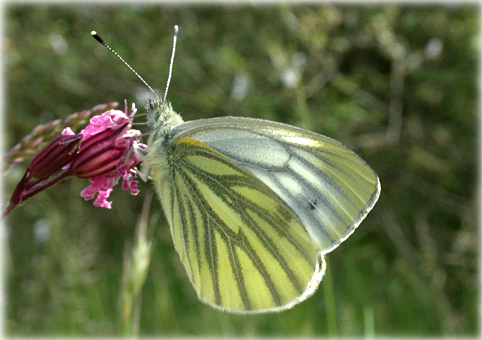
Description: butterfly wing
xmin=170 ymin=117 xmax=381 ymax=253
xmin=147 ymin=137 xmax=324 ymax=313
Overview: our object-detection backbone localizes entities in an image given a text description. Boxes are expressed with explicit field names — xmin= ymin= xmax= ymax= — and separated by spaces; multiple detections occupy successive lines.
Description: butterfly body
xmin=144 ymin=98 xmax=380 ymax=314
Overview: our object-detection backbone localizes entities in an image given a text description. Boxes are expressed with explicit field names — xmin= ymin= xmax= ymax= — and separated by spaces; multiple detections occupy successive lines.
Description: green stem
xmin=323 ymin=258 xmax=338 ymax=336
xmin=363 ymin=305 xmax=375 ymax=338
xmin=295 ymin=84 xmax=311 ymax=129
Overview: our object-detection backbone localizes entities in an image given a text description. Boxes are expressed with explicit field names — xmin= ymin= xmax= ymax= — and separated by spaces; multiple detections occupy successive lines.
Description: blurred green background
xmin=4 ymin=4 xmax=478 ymax=337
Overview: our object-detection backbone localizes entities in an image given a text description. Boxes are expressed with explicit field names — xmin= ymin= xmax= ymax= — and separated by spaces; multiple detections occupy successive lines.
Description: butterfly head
xmin=146 ymin=97 xmax=163 ymax=124
xmin=146 ymin=97 xmax=183 ymax=142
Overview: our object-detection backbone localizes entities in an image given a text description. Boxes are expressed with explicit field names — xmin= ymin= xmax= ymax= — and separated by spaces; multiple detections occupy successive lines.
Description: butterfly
xmin=94 ymin=26 xmax=380 ymax=314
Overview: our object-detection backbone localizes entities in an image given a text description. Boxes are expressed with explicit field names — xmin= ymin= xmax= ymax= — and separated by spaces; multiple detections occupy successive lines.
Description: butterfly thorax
xmin=145 ymin=98 xmax=183 ymax=184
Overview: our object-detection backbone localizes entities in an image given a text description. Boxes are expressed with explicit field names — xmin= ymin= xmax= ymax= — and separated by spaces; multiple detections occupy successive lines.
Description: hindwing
xmin=150 ymin=137 xmax=324 ymax=313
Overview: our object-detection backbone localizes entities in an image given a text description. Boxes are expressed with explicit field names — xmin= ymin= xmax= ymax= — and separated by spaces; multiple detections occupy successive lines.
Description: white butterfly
xmin=94 ymin=26 xmax=380 ymax=314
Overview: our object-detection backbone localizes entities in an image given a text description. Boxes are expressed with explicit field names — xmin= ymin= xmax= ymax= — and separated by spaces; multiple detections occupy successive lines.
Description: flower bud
xmin=28 ymin=132 xmax=82 ymax=179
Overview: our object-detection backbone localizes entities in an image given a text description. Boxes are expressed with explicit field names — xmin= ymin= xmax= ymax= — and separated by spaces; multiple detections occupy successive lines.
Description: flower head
xmin=3 ymin=102 xmax=146 ymax=218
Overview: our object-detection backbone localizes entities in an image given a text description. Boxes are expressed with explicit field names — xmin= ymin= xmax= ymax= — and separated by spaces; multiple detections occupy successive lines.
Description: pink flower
xmin=74 ymin=102 xmax=146 ymax=208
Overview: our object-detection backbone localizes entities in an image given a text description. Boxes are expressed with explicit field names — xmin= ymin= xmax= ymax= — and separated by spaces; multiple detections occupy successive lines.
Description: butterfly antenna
xmin=163 ymin=25 xmax=179 ymax=106
xmin=91 ymin=31 xmax=160 ymax=101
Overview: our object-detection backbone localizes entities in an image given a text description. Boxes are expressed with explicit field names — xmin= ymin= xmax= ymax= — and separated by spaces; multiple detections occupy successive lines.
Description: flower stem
xmin=323 ymin=258 xmax=338 ymax=336
xmin=120 ymin=194 xmax=153 ymax=337
xmin=2 ymin=169 xmax=74 ymax=219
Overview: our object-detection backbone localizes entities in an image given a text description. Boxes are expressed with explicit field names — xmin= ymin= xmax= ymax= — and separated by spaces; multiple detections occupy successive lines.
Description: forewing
xmin=171 ymin=117 xmax=381 ymax=253
xmin=153 ymin=137 xmax=323 ymax=313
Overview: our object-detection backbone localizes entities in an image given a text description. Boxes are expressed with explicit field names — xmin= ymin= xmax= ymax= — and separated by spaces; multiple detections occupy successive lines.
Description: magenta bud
xmin=28 ymin=134 xmax=82 ymax=179
xmin=71 ymin=123 xmax=129 ymax=179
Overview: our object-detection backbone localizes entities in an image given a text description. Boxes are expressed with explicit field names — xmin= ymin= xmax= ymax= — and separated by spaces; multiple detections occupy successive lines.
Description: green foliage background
xmin=4 ymin=4 xmax=478 ymax=337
